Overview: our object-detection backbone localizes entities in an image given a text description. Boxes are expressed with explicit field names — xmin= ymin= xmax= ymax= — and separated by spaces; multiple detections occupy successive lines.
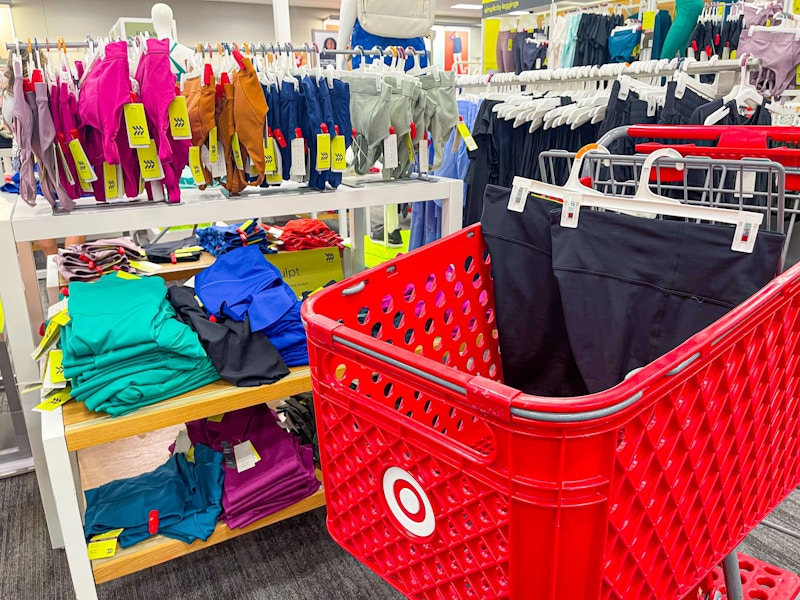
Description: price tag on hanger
xmin=457 ymin=120 xmax=478 ymax=152
xmin=508 ymin=176 xmax=532 ymax=213
xmin=316 ymin=126 xmax=331 ymax=171
xmin=188 ymin=146 xmax=206 ymax=185
xmin=55 ymin=144 xmax=75 ymax=185
xmin=331 ymin=131 xmax=346 ymax=173
xmin=264 ymin=137 xmax=278 ymax=173
xmin=208 ymin=127 xmax=219 ymax=163
xmin=419 ymin=136 xmax=430 ymax=174
xmin=168 ymin=95 xmax=192 ymax=140
xmin=47 ymin=349 xmax=66 ymax=385
xmin=136 ymin=140 xmax=164 ymax=181
xmin=291 ymin=129 xmax=307 ymax=180
xmin=383 ymin=127 xmax=399 ymax=170
xmin=266 ymin=145 xmax=283 ymax=184
xmin=231 ymin=132 xmax=245 ymax=170
xmin=123 ymin=101 xmax=151 ymax=148
xmin=102 ymin=162 xmax=121 ymax=200
xmin=68 ymin=138 xmax=97 ymax=183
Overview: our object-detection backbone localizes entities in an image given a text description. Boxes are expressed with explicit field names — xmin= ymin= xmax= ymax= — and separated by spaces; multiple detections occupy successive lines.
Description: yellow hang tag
xmin=56 ymin=144 xmax=75 ymax=185
xmin=116 ymin=271 xmax=141 ymax=280
xmin=172 ymin=245 xmax=204 ymax=255
xmin=102 ymin=162 xmax=120 ymax=200
xmin=188 ymin=146 xmax=205 ymax=185
xmin=266 ymin=169 xmax=283 ymax=184
xmin=88 ymin=529 xmax=124 ymax=561
xmin=31 ymin=309 xmax=69 ymax=360
xmin=51 ymin=309 xmax=71 ymax=327
xmin=208 ymin=127 xmax=218 ymax=163
xmin=207 ymin=413 xmax=225 ymax=423
xmin=123 ymin=103 xmax=151 ymax=148
xmin=129 ymin=259 xmax=162 ymax=273
xmin=187 ymin=445 xmax=195 ymax=463
xmin=248 ymin=156 xmax=259 ymax=177
xmin=68 ymin=138 xmax=97 ymax=182
xmin=231 ymin=132 xmax=244 ymax=170
xmin=34 ymin=388 xmax=73 ymax=412
xmin=168 ymin=95 xmax=192 ymax=140
xmin=47 ymin=350 xmax=66 ymax=384
xmin=316 ymin=133 xmax=331 ymax=171
xmin=457 ymin=122 xmax=478 ymax=152
xmin=508 ymin=39 xmax=513 ymax=51
xmin=137 ymin=139 xmax=164 ymax=181
xmin=406 ymin=135 xmax=415 ymax=164
xmin=251 ymin=443 xmax=261 ymax=462
xmin=642 ymin=11 xmax=656 ymax=30
xmin=264 ymin=138 xmax=278 ymax=173
xmin=331 ymin=135 xmax=346 ymax=172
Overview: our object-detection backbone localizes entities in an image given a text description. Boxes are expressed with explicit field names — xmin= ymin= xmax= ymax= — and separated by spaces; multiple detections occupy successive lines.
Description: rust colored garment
xmin=233 ymin=57 xmax=267 ymax=186
xmin=183 ymin=74 xmax=217 ymax=186
xmin=218 ymin=82 xmax=246 ymax=194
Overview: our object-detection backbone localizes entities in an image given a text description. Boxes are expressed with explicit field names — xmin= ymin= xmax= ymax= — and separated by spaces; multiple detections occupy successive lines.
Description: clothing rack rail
xmin=455 ymin=57 xmax=763 ymax=87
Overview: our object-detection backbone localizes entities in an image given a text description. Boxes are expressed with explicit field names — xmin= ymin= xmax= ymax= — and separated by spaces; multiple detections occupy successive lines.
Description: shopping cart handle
xmin=627 ymin=125 xmax=800 ymax=145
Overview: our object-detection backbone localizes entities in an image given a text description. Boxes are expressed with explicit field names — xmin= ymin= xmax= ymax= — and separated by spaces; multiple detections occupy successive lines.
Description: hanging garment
xmin=185 ymin=404 xmax=319 ymax=529
xmin=194 ymin=245 xmax=309 ymax=366
xmin=232 ymin=55 xmax=268 ymax=185
xmin=550 ymin=208 xmax=785 ymax=393
xmin=481 ymin=185 xmax=587 ymax=397
xmin=167 ymin=285 xmax=290 ymax=387
xmin=84 ymin=445 xmax=223 ymax=548
xmin=11 ymin=59 xmax=36 ymax=205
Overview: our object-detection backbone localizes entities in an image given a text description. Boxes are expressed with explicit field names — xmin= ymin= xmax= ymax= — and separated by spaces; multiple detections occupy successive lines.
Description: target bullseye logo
xmin=383 ymin=467 xmax=435 ymax=538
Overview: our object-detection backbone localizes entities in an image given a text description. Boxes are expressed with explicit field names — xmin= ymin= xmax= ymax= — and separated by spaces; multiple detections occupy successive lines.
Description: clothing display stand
xmin=0 ymin=177 xmax=463 ymax=600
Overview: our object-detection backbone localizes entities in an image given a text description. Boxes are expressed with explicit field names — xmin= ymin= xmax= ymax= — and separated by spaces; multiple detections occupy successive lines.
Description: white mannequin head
xmin=151 ymin=3 xmax=174 ymax=40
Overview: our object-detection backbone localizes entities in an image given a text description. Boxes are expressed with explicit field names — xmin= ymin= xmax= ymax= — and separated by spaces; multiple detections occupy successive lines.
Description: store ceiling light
xmin=450 ymin=4 xmax=483 ymax=9
xmin=507 ymin=10 xmax=530 ymax=14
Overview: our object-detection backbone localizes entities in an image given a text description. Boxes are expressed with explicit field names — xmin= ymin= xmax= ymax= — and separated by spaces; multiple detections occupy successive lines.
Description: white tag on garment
xmin=173 ymin=429 xmax=192 ymax=456
xmin=383 ymin=134 xmax=399 ymax=169
xmin=560 ymin=194 xmax=581 ymax=227
xmin=233 ymin=440 xmax=260 ymax=473
xmin=419 ymin=139 xmax=429 ymax=174
xmin=47 ymin=299 xmax=69 ymax=320
xmin=290 ymin=137 xmax=307 ymax=180
xmin=508 ymin=176 xmax=532 ymax=213
xmin=731 ymin=219 xmax=758 ymax=253
xmin=202 ymin=142 xmax=226 ymax=178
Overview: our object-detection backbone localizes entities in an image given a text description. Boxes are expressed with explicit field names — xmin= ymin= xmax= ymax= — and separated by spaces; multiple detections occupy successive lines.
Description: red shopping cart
xmin=303 ymin=222 xmax=800 ymax=599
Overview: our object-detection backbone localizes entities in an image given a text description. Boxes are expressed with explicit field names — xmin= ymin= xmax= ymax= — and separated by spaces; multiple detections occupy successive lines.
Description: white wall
xmin=9 ymin=0 xmax=332 ymax=47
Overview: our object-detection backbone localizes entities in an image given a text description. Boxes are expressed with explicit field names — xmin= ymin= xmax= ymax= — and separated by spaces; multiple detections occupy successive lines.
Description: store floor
xmin=0 ymin=467 xmax=798 ymax=599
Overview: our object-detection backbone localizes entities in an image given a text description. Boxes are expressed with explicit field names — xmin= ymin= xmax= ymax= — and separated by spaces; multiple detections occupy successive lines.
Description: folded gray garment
xmin=54 ymin=236 xmax=143 ymax=282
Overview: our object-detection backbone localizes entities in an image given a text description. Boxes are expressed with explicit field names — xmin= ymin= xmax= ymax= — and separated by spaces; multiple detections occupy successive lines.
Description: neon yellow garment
xmin=61 ymin=275 xmax=219 ymax=416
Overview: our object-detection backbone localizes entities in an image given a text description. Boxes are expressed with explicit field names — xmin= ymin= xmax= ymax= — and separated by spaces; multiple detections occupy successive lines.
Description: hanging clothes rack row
xmin=455 ymin=56 xmax=763 ymax=87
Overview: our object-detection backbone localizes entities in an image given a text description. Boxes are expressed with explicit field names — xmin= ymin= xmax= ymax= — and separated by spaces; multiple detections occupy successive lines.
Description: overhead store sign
xmin=482 ymin=0 xmax=549 ymax=17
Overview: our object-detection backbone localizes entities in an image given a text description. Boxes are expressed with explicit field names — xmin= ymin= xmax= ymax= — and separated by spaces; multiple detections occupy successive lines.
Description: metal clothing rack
xmin=455 ymin=57 xmax=763 ymax=87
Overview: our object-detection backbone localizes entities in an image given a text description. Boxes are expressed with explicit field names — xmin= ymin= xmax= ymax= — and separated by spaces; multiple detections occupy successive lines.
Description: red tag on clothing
xmin=170 ymin=252 xmax=177 ymax=265
xmin=148 ymin=510 xmax=159 ymax=534
xmin=691 ymin=40 xmax=698 ymax=51
xmin=410 ymin=122 xmax=417 ymax=140
xmin=274 ymin=129 xmax=287 ymax=148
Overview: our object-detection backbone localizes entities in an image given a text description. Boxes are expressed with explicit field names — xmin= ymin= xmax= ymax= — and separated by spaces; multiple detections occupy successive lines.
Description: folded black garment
xmin=167 ymin=286 xmax=290 ymax=387
xmin=144 ymin=235 xmax=202 ymax=264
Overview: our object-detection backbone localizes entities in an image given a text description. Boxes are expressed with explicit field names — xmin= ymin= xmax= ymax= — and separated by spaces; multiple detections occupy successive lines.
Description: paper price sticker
xmin=331 ymin=135 xmax=347 ymax=172
xmin=316 ymin=133 xmax=331 ymax=171
xmin=136 ymin=140 xmax=164 ymax=181
xmin=290 ymin=137 xmax=306 ymax=179
xmin=68 ymin=139 xmax=97 ymax=182
xmin=208 ymin=127 xmax=219 ymax=163
xmin=123 ymin=103 xmax=151 ymax=148
xmin=168 ymin=95 xmax=192 ymax=140
xmin=419 ymin=139 xmax=430 ymax=173
xmin=103 ymin=162 xmax=120 ymax=200
xmin=231 ymin=132 xmax=245 ymax=170
xmin=88 ymin=529 xmax=124 ymax=561
xmin=188 ymin=146 xmax=205 ymax=185
xmin=383 ymin=133 xmax=399 ymax=169
xmin=457 ymin=122 xmax=478 ymax=152
xmin=263 ymin=138 xmax=278 ymax=173
xmin=34 ymin=388 xmax=72 ymax=413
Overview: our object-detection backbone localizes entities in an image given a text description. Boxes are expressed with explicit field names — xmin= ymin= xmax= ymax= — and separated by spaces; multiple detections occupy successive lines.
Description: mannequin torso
xmin=151 ymin=3 xmax=195 ymax=77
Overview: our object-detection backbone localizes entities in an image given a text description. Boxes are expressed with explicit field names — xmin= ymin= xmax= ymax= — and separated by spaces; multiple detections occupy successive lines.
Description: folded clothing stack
xmin=195 ymin=245 xmax=309 ymax=366
xmin=54 ymin=236 xmax=145 ymax=282
xmin=84 ymin=444 xmax=224 ymax=548
xmin=167 ymin=285 xmax=290 ymax=387
xmin=144 ymin=234 xmax=202 ymax=264
xmin=270 ymin=219 xmax=344 ymax=251
xmin=197 ymin=219 xmax=273 ymax=257
xmin=61 ymin=275 xmax=220 ymax=416
xmin=186 ymin=404 xmax=319 ymax=529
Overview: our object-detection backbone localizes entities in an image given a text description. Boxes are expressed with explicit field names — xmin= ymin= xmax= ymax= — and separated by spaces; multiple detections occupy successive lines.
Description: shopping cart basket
xmin=303 ymin=217 xmax=800 ymax=599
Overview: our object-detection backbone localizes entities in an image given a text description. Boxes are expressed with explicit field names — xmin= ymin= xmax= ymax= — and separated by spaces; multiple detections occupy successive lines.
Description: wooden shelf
xmin=92 ymin=479 xmax=326 ymax=584
xmin=62 ymin=367 xmax=312 ymax=452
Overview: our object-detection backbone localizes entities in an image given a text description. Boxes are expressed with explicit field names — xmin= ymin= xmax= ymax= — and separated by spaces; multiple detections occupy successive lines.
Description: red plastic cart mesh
xmin=303 ymin=224 xmax=800 ymax=599
xmin=700 ymin=554 xmax=800 ymax=599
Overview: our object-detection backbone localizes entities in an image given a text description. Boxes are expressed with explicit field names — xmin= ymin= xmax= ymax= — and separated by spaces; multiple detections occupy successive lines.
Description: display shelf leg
xmin=350 ymin=207 xmax=367 ymax=273
xmin=440 ymin=179 xmax=464 ymax=236
xmin=41 ymin=407 xmax=98 ymax=600
xmin=722 ymin=552 xmax=744 ymax=600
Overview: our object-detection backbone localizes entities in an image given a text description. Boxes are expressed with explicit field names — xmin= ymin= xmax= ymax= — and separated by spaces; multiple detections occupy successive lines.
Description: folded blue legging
xmin=84 ymin=444 xmax=224 ymax=547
